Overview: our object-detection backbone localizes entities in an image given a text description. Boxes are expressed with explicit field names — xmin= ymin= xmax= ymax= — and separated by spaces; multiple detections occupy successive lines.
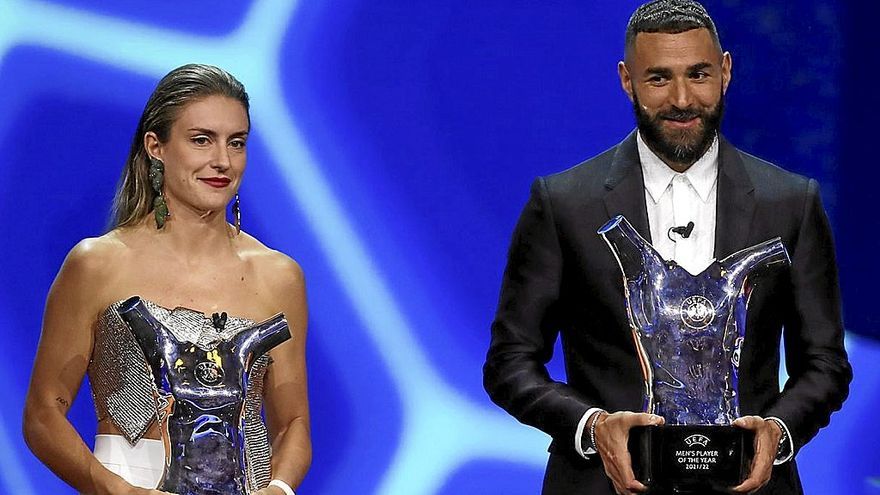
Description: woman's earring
xmin=148 ymin=156 xmax=170 ymax=229
xmin=233 ymin=193 xmax=241 ymax=235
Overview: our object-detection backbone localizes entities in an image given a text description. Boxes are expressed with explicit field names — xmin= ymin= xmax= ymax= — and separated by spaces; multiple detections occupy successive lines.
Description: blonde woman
xmin=23 ymin=64 xmax=310 ymax=495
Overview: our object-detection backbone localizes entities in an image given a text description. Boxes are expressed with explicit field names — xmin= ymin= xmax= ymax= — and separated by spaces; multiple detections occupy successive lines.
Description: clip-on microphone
xmin=211 ymin=312 xmax=228 ymax=331
xmin=668 ymin=221 xmax=695 ymax=241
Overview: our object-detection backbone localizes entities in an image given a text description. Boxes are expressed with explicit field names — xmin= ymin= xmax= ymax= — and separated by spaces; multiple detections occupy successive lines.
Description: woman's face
xmin=146 ymin=95 xmax=249 ymax=216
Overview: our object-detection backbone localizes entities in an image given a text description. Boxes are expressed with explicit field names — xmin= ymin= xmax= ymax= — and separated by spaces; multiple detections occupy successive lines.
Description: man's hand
xmin=732 ymin=416 xmax=783 ymax=493
xmin=593 ymin=411 xmax=664 ymax=495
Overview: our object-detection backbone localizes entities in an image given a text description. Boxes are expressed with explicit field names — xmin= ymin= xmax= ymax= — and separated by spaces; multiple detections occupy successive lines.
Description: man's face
xmin=618 ymin=28 xmax=732 ymax=169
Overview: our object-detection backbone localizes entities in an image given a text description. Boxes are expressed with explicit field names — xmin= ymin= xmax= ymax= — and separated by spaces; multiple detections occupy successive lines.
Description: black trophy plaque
xmin=629 ymin=425 xmax=754 ymax=492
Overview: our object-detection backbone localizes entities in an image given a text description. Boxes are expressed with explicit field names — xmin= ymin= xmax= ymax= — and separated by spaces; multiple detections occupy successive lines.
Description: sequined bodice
xmin=87 ymin=298 xmax=275 ymax=491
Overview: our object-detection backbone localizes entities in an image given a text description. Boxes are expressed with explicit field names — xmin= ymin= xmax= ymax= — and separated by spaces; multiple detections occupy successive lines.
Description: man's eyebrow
xmin=643 ymin=62 xmax=715 ymax=78
xmin=644 ymin=67 xmax=673 ymax=78
xmin=688 ymin=62 xmax=714 ymax=72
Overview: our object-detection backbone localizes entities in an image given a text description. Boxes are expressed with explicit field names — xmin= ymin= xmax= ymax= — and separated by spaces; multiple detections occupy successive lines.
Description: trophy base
xmin=629 ymin=424 xmax=754 ymax=494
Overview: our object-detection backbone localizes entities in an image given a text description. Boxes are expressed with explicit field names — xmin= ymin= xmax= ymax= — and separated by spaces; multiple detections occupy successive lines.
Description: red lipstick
xmin=199 ymin=177 xmax=231 ymax=188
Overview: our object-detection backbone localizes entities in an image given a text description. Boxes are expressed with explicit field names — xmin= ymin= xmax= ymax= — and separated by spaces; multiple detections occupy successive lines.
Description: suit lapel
xmin=603 ymin=131 xmax=652 ymax=243
xmin=714 ymin=136 xmax=756 ymax=258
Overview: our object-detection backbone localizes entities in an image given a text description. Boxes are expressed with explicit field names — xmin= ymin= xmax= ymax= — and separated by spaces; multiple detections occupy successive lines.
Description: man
xmin=483 ymin=1 xmax=852 ymax=494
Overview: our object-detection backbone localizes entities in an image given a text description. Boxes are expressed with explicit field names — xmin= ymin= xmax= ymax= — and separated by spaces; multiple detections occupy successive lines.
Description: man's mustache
xmin=659 ymin=108 xmax=702 ymax=122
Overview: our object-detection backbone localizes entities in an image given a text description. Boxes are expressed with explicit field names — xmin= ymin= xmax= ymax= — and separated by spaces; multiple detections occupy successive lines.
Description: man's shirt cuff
xmin=574 ymin=407 xmax=606 ymax=458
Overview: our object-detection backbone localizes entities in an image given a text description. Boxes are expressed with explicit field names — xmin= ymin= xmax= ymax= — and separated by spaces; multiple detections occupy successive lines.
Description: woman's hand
xmin=114 ymin=484 xmax=175 ymax=495
xmin=123 ymin=488 xmax=176 ymax=495
xmin=251 ymin=487 xmax=286 ymax=495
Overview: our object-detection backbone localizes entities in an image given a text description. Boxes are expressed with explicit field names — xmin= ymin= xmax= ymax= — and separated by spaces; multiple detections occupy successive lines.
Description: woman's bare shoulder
xmin=236 ymin=233 xmax=307 ymax=333
xmin=64 ymin=231 xmax=130 ymax=273
xmin=48 ymin=231 xmax=135 ymax=319
xmin=237 ymin=232 xmax=304 ymax=291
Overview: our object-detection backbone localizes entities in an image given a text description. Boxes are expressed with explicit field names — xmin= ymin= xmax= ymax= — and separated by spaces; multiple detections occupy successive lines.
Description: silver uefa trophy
xmin=118 ymin=296 xmax=290 ymax=495
xmin=598 ymin=215 xmax=789 ymax=492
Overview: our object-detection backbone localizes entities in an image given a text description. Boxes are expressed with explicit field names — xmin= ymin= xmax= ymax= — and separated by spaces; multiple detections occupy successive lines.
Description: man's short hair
xmin=625 ymin=0 xmax=721 ymax=56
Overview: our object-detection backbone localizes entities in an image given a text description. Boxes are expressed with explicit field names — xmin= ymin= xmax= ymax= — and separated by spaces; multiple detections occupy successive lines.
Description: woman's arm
xmin=260 ymin=255 xmax=312 ymax=492
xmin=22 ymin=239 xmax=167 ymax=495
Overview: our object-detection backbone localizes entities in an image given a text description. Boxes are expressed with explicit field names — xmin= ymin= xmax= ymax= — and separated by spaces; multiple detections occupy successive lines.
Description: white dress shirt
xmin=574 ymin=131 xmax=792 ymax=465
xmin=639 ymin=132 xmax=718 ymax=275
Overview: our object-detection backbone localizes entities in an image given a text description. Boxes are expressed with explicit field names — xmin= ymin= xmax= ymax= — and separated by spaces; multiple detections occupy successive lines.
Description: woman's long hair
xmin=111 ymin=64 xmax=250 ymax=229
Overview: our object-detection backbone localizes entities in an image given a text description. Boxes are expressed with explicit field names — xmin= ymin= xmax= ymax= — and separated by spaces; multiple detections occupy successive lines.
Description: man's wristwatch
xmin=767 ymin=417 xmax=791 ymax=460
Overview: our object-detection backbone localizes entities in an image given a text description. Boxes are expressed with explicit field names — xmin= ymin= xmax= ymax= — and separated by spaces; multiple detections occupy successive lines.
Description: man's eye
xmin=692 ymin=72 xmax=708 ymax=80
xmin=648 ymin=76 xmax=666 ymax=84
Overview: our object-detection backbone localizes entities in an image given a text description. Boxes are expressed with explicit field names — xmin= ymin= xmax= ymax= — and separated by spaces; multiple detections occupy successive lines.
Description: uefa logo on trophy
xmin=598 ymin=215 xmax=790 ymax=492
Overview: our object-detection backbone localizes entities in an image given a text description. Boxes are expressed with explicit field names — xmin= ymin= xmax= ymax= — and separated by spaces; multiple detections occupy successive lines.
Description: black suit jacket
xmin=483 ymin=132 xmax=852 ymax=494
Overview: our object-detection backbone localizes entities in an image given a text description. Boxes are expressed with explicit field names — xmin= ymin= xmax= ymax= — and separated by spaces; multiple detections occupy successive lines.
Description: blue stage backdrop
xmin=1 ymin=1 xmax=877 ymax=493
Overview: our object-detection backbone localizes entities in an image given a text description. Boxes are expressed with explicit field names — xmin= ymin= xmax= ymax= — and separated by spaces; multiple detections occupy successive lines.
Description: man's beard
xmin=634 ymin=92 xmax=724 ymax=167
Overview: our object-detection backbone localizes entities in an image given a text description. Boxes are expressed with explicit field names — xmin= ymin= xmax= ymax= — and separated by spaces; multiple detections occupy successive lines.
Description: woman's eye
xmin=192 ymin=136 xmax=210 ymax=145
xmin=229 ymin=139 xmax=246 ymax=149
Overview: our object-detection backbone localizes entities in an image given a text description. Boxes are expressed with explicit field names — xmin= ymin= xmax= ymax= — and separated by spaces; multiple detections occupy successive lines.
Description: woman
xmin=23 ymin=64 xmax=310 ymax=495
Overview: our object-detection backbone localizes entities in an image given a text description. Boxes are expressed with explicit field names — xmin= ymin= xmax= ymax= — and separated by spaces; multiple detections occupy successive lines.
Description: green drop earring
xmin=148 ymin=156 xmax=170 ymax=229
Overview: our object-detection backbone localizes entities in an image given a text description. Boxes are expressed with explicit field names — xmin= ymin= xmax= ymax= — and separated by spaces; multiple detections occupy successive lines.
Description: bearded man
xmin=483 ymin=1 xmax=851 ymax=494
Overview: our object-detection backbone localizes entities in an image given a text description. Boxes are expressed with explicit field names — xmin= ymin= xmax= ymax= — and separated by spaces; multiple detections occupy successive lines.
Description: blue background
xmin=0 ymin=0 xmax=877 ymax=493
